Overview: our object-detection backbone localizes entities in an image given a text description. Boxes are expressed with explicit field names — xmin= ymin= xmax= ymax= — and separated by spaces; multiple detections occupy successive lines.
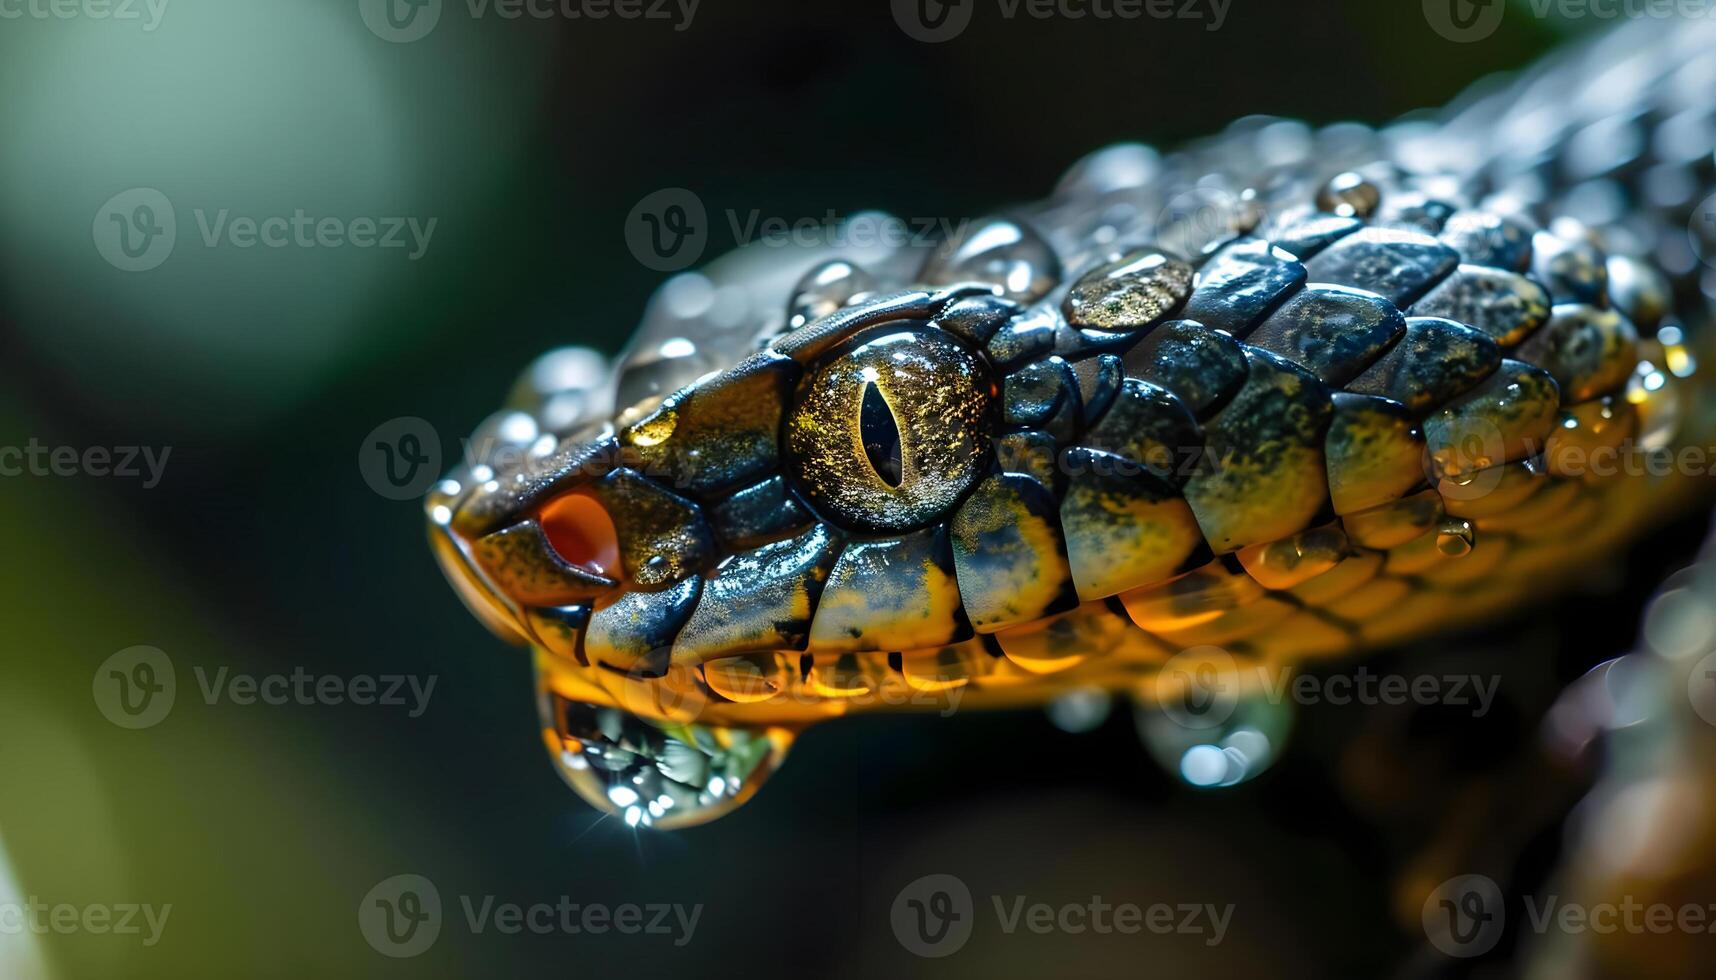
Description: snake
xmin=424 ymin=15 xmax=1716 ymax=829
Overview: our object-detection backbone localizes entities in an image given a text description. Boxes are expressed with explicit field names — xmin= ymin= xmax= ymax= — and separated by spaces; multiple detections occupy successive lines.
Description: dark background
xmin=0 ymin=1 xmax=1681 ymax=977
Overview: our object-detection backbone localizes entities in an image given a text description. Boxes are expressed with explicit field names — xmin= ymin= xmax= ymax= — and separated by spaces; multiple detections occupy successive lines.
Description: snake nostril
xmin=540 ymin=490 xmax=621 ymax=580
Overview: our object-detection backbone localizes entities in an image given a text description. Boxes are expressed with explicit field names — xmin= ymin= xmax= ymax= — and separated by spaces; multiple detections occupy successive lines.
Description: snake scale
xmin=426 ymin=15 xmax=1716 ymax=828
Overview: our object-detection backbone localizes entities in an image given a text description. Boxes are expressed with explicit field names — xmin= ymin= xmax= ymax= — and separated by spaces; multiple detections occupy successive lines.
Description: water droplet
xmin=538 ymin=690 xmax=791 ymax=830
xmin=1436 ymin=517 xmax=1476 ymax=557
xmin=920 ymin=217 xmax=1062 ymax=303
xmin=614 ymin=336 xmax=712 ymax=411
xmin=1644 ymin=588 xmax=1716 ymax=660
xmin=1317 ymin=172 xmax=1381 ymax=218
xmin=787 ymin=259 xmax=877 ymax=329
xmin=1135 ymin=685 xmax=1293 ymax=789
xmin=1626 ymin=359 xmax=1683 ymax=451
xmin=701 ymin=653 xmax=792 ymax=703
xmin=1046 ymin=687 xmax=1113 ymax=733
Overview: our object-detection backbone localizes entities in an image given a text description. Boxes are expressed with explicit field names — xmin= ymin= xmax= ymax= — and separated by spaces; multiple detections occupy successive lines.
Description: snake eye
xmin=539 ymin=490 xmax=621 ymax=579
xmin=786 ymin=326 xmax=995 ymax=533
xmin=859 ymin=382 xmax=904 ymax=487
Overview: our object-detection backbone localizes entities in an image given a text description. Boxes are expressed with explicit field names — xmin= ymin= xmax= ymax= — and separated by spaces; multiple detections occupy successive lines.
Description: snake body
xmin=428 ymin=16 xmax=1716 ymax=827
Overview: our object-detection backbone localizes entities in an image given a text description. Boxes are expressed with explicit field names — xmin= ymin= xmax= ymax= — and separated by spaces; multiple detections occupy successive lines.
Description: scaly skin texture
xmin=427 ymin=17 xmax=1716 ymax=827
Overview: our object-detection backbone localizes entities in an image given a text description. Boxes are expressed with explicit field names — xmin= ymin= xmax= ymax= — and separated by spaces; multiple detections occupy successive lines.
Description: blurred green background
xmin=0 ymin=1 xmax=1636 ymax=977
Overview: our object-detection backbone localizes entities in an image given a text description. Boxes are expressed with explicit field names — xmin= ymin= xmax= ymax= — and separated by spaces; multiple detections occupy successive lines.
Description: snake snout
xmin=426 ymin=424 xmax=630 ymax=645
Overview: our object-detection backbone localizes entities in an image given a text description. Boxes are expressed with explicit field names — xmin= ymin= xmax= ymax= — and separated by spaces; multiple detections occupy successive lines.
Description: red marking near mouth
xmin=539 ymin=491 xmax=621 ymax=580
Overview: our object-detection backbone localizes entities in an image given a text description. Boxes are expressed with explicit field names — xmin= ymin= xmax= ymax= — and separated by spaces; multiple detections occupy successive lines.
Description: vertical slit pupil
xmin=860 ymin=382 xmax=904 ymax=488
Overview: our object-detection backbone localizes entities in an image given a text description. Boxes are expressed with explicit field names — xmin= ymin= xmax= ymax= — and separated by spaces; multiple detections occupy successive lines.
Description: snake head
xmin=427 ymin=283 xmax=1026 ymax=668
xmin=426 ymin=274 xmax=1087 ymax=825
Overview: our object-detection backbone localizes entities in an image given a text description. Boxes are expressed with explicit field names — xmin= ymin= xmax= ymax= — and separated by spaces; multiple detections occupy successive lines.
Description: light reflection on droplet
xmin=660 ymin=273 xmax=716 ymax=319
xmin=1216 ymin=746 xmax=1250 ymax=787
xmin=1602 ymin=653 xmax=1665 ymax=730
xmin=1644 ymin=588 xmax=1716 ymax=660
xmin=1138 ymin=687 xmax=1292 ymax=789
xmin=1223 ymin=728 xmax=1270 ymax=765
xmin=1180 ymin=744 xmax=1229 ymax=787
xmin=659 ymin=337 xmax=697 ymax=359
xmin=1047 ymin=687 xmax=1113 ymax=733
